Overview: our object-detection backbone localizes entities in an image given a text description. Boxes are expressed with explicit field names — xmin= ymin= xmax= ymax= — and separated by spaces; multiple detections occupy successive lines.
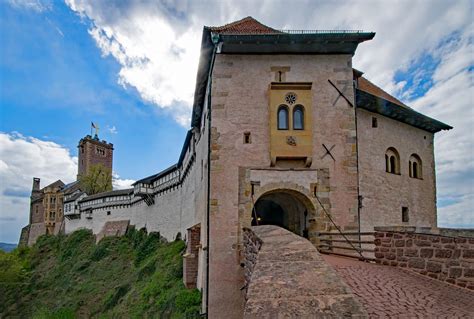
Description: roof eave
xmin=191 ymin=27 xmax=215 ymax=128
xmin=356 ymin=89 xmax=453 ymax=133
xmin=217 ymin=32 xmax=375 ymax=55
xmin=132 ymin=164 xmax=179 ymax=186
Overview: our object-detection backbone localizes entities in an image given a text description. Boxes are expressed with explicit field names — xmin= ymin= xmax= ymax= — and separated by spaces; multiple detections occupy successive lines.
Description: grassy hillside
xmin=0 ymin=229 xmax=201 ymax=318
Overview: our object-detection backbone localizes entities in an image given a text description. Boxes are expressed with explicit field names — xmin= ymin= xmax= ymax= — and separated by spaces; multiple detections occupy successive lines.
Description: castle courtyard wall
xmin=65 ymin=168 xmax=200 ymax=242
xmin=357 ymin=109 xmax=437 ymax=231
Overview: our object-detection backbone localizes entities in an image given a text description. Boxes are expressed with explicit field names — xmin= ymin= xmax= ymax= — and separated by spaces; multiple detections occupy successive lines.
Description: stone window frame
xmin=96 ymin=147 xmax=106 ymax=157
xmin=385 ymin=147 xmax=400 ymax=175
xmin=277 ymin=105 xmax=289 ymax=130
xmin=293 ymin=105 xmax=305 ymax=130
xmin=409 ymin=153 xmax=423 ymax=179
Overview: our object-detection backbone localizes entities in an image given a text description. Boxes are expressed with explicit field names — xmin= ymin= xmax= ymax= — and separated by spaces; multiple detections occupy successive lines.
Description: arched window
xmin=277 ymin=105 xmax=289 ymax=130
xmin=293 ymin=105 xmax=304 ymax=130
xmin=385 ymin=147 xmax=400 ymax=174
xmin=409 ymin=154 xmax=422 ymax=179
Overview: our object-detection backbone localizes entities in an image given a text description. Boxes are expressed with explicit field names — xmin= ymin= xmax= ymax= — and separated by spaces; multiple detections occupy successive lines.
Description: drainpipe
xmin=353 ymin=76 xmax=362 ymax=247
xmin=205 ymin=34 xmax=219 ymax=317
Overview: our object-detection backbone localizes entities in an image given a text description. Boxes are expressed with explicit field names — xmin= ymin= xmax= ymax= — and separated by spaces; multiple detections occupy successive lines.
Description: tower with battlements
xmin=77 ymin=133 xmax=114 ymax=182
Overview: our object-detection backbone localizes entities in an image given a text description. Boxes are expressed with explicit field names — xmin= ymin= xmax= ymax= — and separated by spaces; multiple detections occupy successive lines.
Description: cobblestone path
xmin=323 ymin=255 xmax=474 ymax=318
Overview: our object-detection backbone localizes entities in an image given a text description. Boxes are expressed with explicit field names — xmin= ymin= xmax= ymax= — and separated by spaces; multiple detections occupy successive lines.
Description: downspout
xmin=205 ymin=33 xmax=219 ymax=317
xmin=353 ymin=77 xmax=362 ymax=247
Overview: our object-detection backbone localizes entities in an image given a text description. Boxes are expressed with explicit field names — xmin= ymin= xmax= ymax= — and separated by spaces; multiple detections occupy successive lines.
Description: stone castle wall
xmin=208 ymin=54 xmax=360 ymax=318
xmin=66 ymin=159 xmax=202 ymax=241
xmin=374 ymin=226 xmax=474 ymax=290
xmin=30 ymin=200 xmax=44 ymax=224
xmin=357 ymin=109 xmax=437 ymax=231
xmin=26 ymin=222 xmax=46 ymax=246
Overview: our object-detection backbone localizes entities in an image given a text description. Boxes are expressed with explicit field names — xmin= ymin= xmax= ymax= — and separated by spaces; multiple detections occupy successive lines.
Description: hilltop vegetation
xmin=0 ymin=229 xmax=201 ymax=318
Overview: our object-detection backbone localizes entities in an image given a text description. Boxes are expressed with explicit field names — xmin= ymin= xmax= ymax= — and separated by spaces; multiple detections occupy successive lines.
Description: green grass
xmin=0 ymin=229 xmax=201 ymax=318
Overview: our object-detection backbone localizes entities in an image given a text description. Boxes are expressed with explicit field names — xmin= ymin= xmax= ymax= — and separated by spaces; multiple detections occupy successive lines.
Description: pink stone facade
xmin=357 ymin=109 xmax=437 ymax=231
xmin=209 ymin=54 xmax=361 ymax=318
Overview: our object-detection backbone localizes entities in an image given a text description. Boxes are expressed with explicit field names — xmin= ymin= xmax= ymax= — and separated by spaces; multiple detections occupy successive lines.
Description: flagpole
xmin=90 ymin=122 xmax=92 ymax=136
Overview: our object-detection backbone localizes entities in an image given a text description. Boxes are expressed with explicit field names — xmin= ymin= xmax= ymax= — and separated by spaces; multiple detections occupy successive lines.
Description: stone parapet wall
xmin=242 ymin=227 xmax=263 ymax=288
xmin=374 ymin=226 xmax=474 ymax=290
xmin=242 ymin=225 xmax=367 ymax=318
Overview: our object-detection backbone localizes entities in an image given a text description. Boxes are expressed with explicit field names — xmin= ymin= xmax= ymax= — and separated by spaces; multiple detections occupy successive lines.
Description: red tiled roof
xmin=357 ymin=76 xmax=407 ymax=108
xmin=208 ymin=16 xmax=281 ymax=35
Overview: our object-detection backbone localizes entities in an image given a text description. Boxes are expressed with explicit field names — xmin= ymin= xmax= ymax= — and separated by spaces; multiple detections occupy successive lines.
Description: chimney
xmin=32 ymin=178 xmax=40 ymax=192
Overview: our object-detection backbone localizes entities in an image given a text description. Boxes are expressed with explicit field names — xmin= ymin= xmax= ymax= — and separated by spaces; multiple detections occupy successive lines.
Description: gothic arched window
xmin=409 ymin=154 xmax=422 ymax=179
xmin=385 ymin=147 xmax=400 ymax=174
xmin=293 ymin=105 xmax=304 ymax=130
xmin=278 ymin=105 xmax=289 ymax=130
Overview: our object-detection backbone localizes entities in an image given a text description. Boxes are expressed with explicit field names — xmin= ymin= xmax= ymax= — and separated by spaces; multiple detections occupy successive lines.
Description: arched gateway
xmin=251 ymin=189 xmax=317 ymax=238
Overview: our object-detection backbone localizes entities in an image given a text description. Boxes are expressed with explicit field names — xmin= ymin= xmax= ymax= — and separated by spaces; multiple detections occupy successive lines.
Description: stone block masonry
xmin=96 ymin=220 xmax=129 ymax=243
xmin=374 ymin=226 xmax=474 ymax=290
xmin=242 ymin=225 xmax=367 ymax=318
xmin=183 ymin=224 xmax=201 ymax=289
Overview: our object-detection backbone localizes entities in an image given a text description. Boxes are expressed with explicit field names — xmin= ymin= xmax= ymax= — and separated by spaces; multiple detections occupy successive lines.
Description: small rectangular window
xmin=402 ymin=207 xmax=409 ymax=223
xmin=244 ymin=132 xmax=251 ymax=144
xmin=372 ymin=117 xmax=378 ymax=128
xmin=107 ymin=211 xmax=111 ymax=216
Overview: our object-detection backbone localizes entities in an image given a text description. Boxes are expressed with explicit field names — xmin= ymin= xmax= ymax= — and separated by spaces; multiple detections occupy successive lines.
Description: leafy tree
xmin=79 ymin=163 xmax=112 ymax=195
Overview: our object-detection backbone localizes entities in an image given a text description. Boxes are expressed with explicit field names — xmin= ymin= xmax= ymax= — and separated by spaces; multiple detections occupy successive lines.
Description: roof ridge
xmin=208 ymin=16 xmax=281 ymax=35
xmin=211 ymin=16 xmax=253 ymax=29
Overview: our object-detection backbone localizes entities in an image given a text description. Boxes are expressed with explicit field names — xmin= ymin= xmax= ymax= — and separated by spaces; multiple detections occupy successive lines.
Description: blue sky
xmin=0 ymin=1 xmax=187 ymax=179
xmin=0 ymin=0 xmax=472 ymax=243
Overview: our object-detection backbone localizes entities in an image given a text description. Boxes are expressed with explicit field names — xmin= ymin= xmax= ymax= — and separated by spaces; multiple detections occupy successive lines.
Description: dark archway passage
xmin=253 ymin=199 xmax=287 ymax=228
xmin=252 ymin=191 xmax=310 ymax=237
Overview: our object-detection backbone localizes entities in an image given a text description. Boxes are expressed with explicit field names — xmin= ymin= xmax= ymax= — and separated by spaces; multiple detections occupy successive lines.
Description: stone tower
xmin=77 ymin=133 xmax=114 ymax=180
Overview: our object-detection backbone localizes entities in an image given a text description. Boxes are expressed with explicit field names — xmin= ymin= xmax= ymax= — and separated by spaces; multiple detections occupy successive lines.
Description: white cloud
xmin=64 ymin=0 xmax=472 ymax=125
xmin=0 ymin=132 xmax=136 ymax=243
xmin=107 ymin=125 xmax=118 ymax=134
xmin=112 ymin=173 xmax=134 ymax=190
xmin=408 ymin=27 xmax=474 ymax=228
xmin=0 ymin=132 xmax=77 ymax=243
xmin=7 ymin=0 xmax=52 ymax=12
xmin=438 ymin=194 xmax=474 ymax=229
xmin=66 ymin=0 xmax=201 ymax=126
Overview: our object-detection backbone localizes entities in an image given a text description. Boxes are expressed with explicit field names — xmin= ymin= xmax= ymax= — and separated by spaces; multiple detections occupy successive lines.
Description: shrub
xmin=32 ymin=307 xmax=75 ymax=319
xmin=175 ymin=289 xmax=202 ymax=318
xmin=134 ymin=232 xmax=162 ymax=266
xmin=102 ymin=283 xmax=130 ymax=311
